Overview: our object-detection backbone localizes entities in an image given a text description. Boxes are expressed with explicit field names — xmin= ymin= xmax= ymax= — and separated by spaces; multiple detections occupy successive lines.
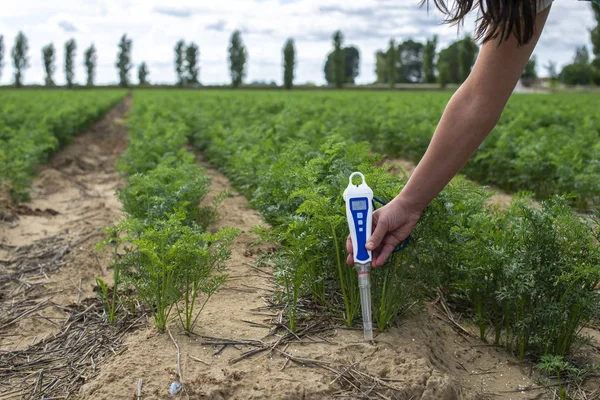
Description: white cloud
xmin=0 ymin=0 xmax=596 ymax=85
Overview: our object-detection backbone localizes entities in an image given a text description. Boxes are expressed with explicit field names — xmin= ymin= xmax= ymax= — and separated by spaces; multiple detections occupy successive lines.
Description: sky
xmin=0 ymin=0 xmax=597 ymax=86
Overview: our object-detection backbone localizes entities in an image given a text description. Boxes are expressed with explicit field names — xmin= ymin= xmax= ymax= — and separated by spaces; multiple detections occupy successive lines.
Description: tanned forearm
xmin=397 ymin=82 xmax=504 ymax=211
xmin=396 ymin=7 xmax=551 ymax=213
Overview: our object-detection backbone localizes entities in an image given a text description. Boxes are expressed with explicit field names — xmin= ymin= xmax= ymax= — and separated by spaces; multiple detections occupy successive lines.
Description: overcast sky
xmin=0 ymin=0 xmax=596 ymax=86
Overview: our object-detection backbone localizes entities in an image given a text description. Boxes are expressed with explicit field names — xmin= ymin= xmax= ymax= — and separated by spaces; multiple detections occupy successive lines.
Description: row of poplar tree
xmin=0 ymin=33 xmax=139 ymax=88
xmin=0 ymin=30 xmax=292 ymax=88
xmin=0 ymin=3 xmax=598 ymax=89
xmin=0 ymin=28 xmax=476 ymax=88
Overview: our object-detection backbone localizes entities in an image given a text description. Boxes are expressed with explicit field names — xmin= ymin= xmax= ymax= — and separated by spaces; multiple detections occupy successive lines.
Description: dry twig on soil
xmin=0 ymin=235 xmax=70 ymax=299
xmin=0 ymin=298 xmax=144 ymax=400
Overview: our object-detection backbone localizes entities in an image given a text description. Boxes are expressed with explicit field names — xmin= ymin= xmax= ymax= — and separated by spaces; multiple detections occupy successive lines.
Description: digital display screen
xmin=351 ymin=200 xmax=367 ymax=211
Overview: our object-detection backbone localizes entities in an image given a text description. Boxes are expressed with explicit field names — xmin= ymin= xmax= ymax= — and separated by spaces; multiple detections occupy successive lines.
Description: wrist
xmin=394 ymin=190 xmax=427 ymax=215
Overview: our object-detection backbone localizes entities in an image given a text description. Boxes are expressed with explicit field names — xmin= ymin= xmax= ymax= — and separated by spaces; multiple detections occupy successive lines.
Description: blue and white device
xmin=343 ymin=172 xmax=374 ymax=341
xmin=344 ymin=172 xmax=374 ymax=264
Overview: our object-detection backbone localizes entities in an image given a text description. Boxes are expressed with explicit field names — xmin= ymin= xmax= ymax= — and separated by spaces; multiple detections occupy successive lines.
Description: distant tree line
xmin=372 ymin=2 xmax=600 ymax=88
xmin=373 ymin=35 xmax=478 ymax=87
xmin=0 ymin=31 xmax=143 ymax=88
xmin=0 ymin=4 xmax=598 ymax=89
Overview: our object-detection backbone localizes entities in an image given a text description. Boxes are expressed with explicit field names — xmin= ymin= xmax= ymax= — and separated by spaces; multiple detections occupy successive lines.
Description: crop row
xmin=0 ymin=90 xmax=127 ymax=201
xmin=95 ymin=95 xmax=239 ymax=332
xmin=130 ymin=90 xmax=600 ymax=360
xmin=360 ymin=92 xmax=600 ymax=209
xmin=167 ymin=90 xmax=600 ymax=208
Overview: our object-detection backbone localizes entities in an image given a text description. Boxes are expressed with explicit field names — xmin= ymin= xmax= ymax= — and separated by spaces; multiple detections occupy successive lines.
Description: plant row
xmin=316 ymin=91 xmax=600 ymax=208
xmin=0 ymin=89 xmax=127 ymax=201
xmin=176 ymin=90 xmax=600 ymax=209
xmin=131 ymin=90 xmax=600 ymax=359
xmin=95 ymin=95 xmax=239 ymax=332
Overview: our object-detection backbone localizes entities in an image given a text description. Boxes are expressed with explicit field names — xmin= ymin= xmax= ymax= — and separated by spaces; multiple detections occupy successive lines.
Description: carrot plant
xmin=117 ymin=119 xmax=194 ymax=177
xmin=95 ymin=225 xmax=127 ymax=323
xmin=175 ymin=226 xmax=239 ymax=332
xmin=117 ymin=162 xmax=220 ymax=230
xmin=536 ymin=355 xmax=577 ymax=400
xmin=294 ymin=186 xmax=360 ymax=326
xmin=117 ymin=214 xmax=180 ymax=331
xmin=94 ymin=92 xmax=239 ymax=333
xmin=114 ymin=208 xmax=238 ymax=331
xmin=269 ymin=253 xmax=309 ymax=332
xmin=447 ymin=195 xmax=600 ymax=357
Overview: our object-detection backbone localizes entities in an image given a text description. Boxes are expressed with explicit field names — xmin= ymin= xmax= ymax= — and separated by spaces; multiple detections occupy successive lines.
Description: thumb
xmin=366 ymin=216 xmax=387 ymax=251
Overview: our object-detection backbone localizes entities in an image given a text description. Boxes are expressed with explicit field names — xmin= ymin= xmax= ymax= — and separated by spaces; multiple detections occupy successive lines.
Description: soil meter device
xmin=343 ymin=172 xmax=374 ymax=341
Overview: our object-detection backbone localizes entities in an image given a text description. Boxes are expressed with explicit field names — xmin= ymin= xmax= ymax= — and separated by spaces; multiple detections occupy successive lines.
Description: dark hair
xmin=424 ymin=0 xmax=538 ymax=46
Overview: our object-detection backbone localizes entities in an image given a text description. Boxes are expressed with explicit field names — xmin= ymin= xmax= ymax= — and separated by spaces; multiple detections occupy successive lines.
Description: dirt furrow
xmin=0 ymin=96 xmax=131 ymax=351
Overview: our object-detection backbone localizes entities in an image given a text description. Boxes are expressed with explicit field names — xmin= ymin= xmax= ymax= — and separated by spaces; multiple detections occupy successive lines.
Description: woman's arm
xmin=398 ymin=6 xmax=552 ymax=214
xmin=348 ymin=7 xmax=552 ymax=268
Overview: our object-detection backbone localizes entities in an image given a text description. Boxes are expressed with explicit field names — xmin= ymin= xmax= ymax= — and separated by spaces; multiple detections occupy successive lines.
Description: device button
xmin=359 ymin=228 xmax=363 ymax=232
xmin=358 ymin=220 xmax=363 ymax=226
xmin=357 ymin=213 xmax=363 ymax=218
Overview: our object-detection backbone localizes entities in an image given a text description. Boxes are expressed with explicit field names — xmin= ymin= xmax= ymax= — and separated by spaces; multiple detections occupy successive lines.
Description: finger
xmin=366 ymin=215 xmax=388 ymax=251
xmin=372 ymin=242 xmax=397 ymax=268
xmin=346 ymin=235 xmax=354 ymax=265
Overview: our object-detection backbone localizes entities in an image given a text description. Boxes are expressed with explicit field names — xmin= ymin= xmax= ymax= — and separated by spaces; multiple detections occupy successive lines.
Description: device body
xmin=343 ymin=173 xmax=373 ymax=264
xmin=343 ymin=172 xmax=374 ymax=341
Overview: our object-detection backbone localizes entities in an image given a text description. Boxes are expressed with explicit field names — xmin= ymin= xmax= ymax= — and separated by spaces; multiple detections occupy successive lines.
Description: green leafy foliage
xmin=95 ymin=224 xmax=127 ymax=323
xmin=536 ymin=355 xmax=578 ymax=400
xmin=117 ymin=117 xmax=194 ymax=177
xmin=130 ymin=90 xmax=600 ymax=361
xmin=536 ymin=354 xmax=600 ymax=399
xmin=117 ymin=162 xmax=219 ymax=230
xmin=0 ymin=90 xmax=126 ymax=201
xmin=175 ymin=225 xmax=239 ymax=332
xmin=155 ymin=90 xmax=600 ymax=210
xmin=96 ymin=91 xmax=238 ymax=332
xmin=113 ymin=208 xmax=239 ymax=331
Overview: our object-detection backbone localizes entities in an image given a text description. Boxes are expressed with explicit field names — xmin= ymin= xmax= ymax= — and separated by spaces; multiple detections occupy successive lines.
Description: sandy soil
xmin=0 ymin=96 xmax=131 ymax=353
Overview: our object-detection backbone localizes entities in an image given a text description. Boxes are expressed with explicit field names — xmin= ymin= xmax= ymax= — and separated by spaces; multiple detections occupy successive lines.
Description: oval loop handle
xmin=349 ymin=171 xmax=366 ymax=186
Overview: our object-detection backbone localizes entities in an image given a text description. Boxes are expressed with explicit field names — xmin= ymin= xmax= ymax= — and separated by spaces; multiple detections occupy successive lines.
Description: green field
xmin=0 ymin=89 xmax=126 ymax=200
xmin=176 ymin=90 xmax=600 ymax=208
xmin=2 ymin=89 xmax=600 ymax=361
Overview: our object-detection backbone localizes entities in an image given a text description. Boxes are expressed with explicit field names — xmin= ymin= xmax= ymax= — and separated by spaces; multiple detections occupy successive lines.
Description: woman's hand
xmin=346 ymin=195 xmax=422 ymax=268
